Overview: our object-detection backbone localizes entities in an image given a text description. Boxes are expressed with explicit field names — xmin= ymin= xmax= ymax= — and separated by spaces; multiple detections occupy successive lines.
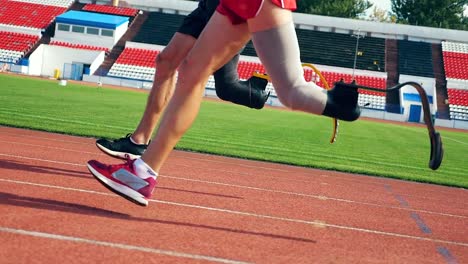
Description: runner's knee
xmin=274 ymin=83 xmax=296 ymax=109
xmin=155 ymin=50 xmax=178 ymax=76
xmin=176 ymin=57 xmax=207 ymax=93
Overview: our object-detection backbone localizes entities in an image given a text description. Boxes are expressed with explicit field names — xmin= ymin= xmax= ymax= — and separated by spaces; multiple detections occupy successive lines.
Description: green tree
xmin=368 ymin=6 xmax=394 ymax=22
xmin=391 ymin=0 xmax=468 ymax=30
xmin=296 ymin=0 xmax=373 ymax=18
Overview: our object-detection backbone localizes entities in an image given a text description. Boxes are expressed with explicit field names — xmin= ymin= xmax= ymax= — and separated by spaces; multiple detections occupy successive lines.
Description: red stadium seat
xmin=49 ymin=41 xmax=109 ymax=52
xmin=83 ymin=4 xmax=138 ymax=17
xmin=236 ymin=60 xmax=386 ymax=97
xmin=447 ymin=88 xmax=468 ymax=106
xmin=0 ymin=0 xmax=66 ymax=29
xmin=442 ymin=51 xmax=468 ymax=80
xmin=0 ymin=31 xmax=39 ymax=53
xmin=114 ymin=47 xmax=159 ymax=67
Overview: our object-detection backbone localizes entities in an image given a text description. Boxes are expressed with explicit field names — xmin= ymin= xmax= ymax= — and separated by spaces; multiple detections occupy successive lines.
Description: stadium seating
xmin=10 ymin=0 xmax=74 ymax=7
xmin=443 ymin=52 xmax=468 ymax=80
xmin=98 ymin=10 xmax=389 ymax=111
xmin=398 ymin=40 xmax=434 ymax=78
xmin=237 ymin=61 xmax=386 ymax=89
xmin=309 ymin=69 xmax=387 ymax=110
xmin=107 ymin=47 xmax=158 ymax=81
xmin=447 ymin=88 xmax=468 ymax=120
xmin=107 ymin=49 xmax=387 ymax=110
xmin=0 ymin=0 xmax=67 ymax=29
xmin=0 ymin=31 xmax=39 ymax=52
xmin=82 ymin=4 xmax=139 ymax=17
xmin=442 ymin=42 xmax=468 ymax=80
xmin=133 ymin=12 xmax=386 ymax=73
xmin=237 ymin=61 xmax=266 ymax=80
xmin=0 ymin=31 xmax=39 ymax=63
xmin=237 ymin=60 xmax=386 ymax=110
xmin=50 ymin=41 xmax=109 ymax=52
xmin=132 ymin=12 xmax=185 ymax=46
xmin=242 ymin=29 xmax=386 ymax=72
xmin=447 ymin=89 xmax=468 ymax=106
xmin=114 ymin=48 xmax=158 ymax=67
xmin=442 ymin=41 xmax=468 ymax=54
xmin=313 ymin=70 xmax=386 ymax=110
xmin=0 ymin=50 xmax=22 ymax=63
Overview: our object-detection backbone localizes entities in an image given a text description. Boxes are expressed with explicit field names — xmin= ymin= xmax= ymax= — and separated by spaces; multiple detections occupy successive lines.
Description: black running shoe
xmin=322 ymin=81 xmax=361 ymax=121
xmin=96 ymin=134 xmax=148 ymax=159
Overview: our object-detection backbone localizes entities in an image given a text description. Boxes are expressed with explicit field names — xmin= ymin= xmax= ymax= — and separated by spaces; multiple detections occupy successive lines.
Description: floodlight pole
xmin=352 ymin=29 xmax=365 ymax=80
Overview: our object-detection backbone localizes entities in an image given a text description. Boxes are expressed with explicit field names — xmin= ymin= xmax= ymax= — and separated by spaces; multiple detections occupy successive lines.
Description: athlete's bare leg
xmin=131 ymin=33 xmax=196 ymax=144
xmin=141 ymin=12 xmax=250 ymax=171
xmin=132 ymin=1 xmax=288 ymax=145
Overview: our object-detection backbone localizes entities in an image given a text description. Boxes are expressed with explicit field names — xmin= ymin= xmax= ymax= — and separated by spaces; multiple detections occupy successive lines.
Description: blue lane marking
xmin=384 ymin=184 xmax=392 ymax=192
xmin=384 ymin=184 xmax=458 ymax=263
xmin=437 ymin=247 xmax=459 ymax=264
xmin=394 ymin=194 xmax=409 ymax=208
xmin=410 ymin=212 xmax=432 ymax=234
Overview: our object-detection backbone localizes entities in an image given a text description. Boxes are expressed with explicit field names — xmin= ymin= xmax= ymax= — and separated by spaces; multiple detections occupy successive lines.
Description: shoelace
xmin=108 ymin=155 xmax=134 ymax=170
xmin=124 ymin=154 xmax=133 ymax=165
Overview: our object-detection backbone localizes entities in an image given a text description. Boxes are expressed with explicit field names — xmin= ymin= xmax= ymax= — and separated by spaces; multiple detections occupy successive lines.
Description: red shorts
xmin=217 ymin=0 xmax=297 ymax=25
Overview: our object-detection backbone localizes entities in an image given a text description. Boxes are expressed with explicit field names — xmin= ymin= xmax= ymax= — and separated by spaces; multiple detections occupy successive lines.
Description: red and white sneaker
xmin=87 ymin=158 xmax=157 ymax=206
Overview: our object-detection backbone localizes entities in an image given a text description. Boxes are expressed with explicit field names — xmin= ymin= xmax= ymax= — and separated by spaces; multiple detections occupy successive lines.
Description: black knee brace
xmin=214 ymin=54 xmax=269 ymax=109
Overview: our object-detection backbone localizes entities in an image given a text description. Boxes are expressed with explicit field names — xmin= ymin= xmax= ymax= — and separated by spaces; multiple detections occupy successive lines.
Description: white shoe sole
xmin=87 ymin=163 xmax=148 ymax=206
xmin=96 ymin=143 xmax=141 ymax=160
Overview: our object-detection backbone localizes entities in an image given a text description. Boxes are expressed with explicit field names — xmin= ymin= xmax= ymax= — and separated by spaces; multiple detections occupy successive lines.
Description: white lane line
xmin=0 ymin=153 xmax=87 ymax=166
xmin=443 ymin=136 xmax=468 ymax=146
xmin=0 ymin=141 xmax=389 ymax=192
xmin=0 ymin=135 xmax=289 ymax=173
xmin=0 ymin=178 xmax=467 ymax=247
xmin=178 ymin=155 xmax=289 ymax=172
xmin=397 ymin=125 xmax=468 ymax=147
xmin=0 ymin=141 xmax=99 ymax=155
xmin=161 ymin=175 xmax=467 ymax=219
xmin=1 ymin=153 xmax=465 ymax=219
xmin=0 ymin=130 xmax=92 ymax=145
xmin=0 ymin=227 xmax=249 ymax=264
xmin=2 ymin=127 xmax=455 ymax=173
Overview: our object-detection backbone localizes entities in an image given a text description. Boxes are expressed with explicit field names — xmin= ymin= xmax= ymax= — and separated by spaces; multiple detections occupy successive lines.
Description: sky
xmin=367 ymin=0 xmax=391 ymax=12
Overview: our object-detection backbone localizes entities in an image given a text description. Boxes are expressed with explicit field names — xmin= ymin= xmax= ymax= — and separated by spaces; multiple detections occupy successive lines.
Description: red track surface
xmin=0 ymin=126 xmax=466 ymax=263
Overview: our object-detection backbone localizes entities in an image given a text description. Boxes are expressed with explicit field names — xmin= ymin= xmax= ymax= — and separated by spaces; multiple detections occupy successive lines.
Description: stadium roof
xmin=56 ymin=11 xmax=129 ymax=30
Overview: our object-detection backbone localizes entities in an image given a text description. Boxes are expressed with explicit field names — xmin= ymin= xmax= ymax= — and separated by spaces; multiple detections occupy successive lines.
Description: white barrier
xmin=435 ymin=119 xmax=468 ymax=129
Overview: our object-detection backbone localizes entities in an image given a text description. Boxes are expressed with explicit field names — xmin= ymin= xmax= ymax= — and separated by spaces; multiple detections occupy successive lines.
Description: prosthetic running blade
xmin=335 ymin=80 xmax=444 ymax=170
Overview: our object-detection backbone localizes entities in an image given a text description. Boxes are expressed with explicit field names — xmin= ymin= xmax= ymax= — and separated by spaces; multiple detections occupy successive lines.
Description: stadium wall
xmin=360 ymin=110 xmax=406 ymax=122
xmin=53 ymin=22 xmax=128 ymax=49
xmin=397 ymin=75 xmax=437 ymax=123
xmin=28 ymin=45 xmax=44 ymax=76
xmin=447 ymin=79 xmax=468 ymax=90
xmin=83 ymin=74 xmax=153 ymax=89
xmin=0 ymin=25 xmax=41 ymax=37
xmin=435 ymin=119 xmax=468 ymax=130
xmin=29 ymin=45 xmax=105 ymax=77
xmin=125 ymin=41 xmax=165 ymax=51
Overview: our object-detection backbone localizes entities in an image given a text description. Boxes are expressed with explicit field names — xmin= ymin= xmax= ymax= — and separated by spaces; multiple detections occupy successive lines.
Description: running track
xmin=0 ymin=126 xmax=466 ymax=263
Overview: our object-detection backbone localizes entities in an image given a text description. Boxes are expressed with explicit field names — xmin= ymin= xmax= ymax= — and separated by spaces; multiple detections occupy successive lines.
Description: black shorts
xmin=177 ymin=0 xmax=219 ymax=38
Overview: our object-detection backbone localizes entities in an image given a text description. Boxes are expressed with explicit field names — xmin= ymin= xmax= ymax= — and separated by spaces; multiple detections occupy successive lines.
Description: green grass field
xmin=1 ymin=74 xmax=467 ymax=188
